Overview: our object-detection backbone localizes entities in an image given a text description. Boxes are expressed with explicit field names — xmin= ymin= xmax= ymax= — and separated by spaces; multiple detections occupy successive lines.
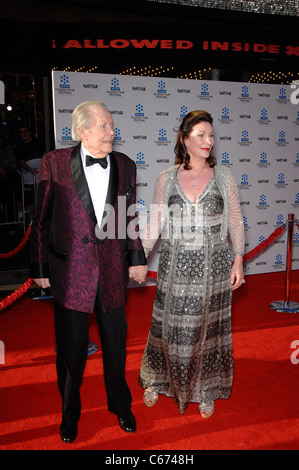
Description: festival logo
xmin=218 ymin=107 xmax=233 ymax=124
xmin=131 ymin=104 xmax=148 ymax=122
xmin=154 ymin=128 xmax=171 ymax=146
xmin=238 ymin=85 xmax=252 ymax=102
xmin=55 ymin=74 xmax=75 ymax=95
xmin=274 ymin=213 xmax=285 ymax=228
xmin=292 ymin=192 xmax=299 ymax=208
xmin=106 ymin=77 xmax=124 ymax=97
xmin=197 ymin=83 xmax=213 ymax=101
xmin=276 ymin=87 xmax=289 ymax=104
xmin=272 ymin=253 xmax=284 ymax=270
xmin=274 ymin=173 xmax=288 ymax=189
xmin=56 ymin=126 xmax=75 ymax=147
xmin=239 ymin=173 xmax=251 ymax=190
xmin=221 ymin=151 xmax=232 ymax=167
xmin=154 ymin=80 xmax=170 ymax=99
xmin=275 ymin=130 xmax=289 ymax=147
xmin=113 ymin=127 xmax=126 ymax=146
xmin=136 ymin=152 xmax=149 ymax=170
xmin=294 ymin=153 xmax=299 ymax=168
xmin=257 ymin=151 xmax=270 ymax=168
xmin=238 ymin=129 xmax=252 ymax=147
xmin=256 ymin=194 xmax=269 ymax=210
xmin=257 ymin=108 xmax=271 ymax=125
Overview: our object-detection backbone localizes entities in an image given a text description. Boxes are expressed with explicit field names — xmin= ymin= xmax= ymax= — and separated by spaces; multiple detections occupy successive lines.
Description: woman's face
xmin=183 ymin=121 xmax=214 ymax=161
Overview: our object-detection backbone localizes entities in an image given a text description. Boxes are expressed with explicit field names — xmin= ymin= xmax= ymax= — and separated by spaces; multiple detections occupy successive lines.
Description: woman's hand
xmin=231 ymin=255 xmax=244 ymax=290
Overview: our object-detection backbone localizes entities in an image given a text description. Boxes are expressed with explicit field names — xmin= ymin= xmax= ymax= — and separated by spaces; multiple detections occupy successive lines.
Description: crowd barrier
xmin=0 ymin=215 xmax=298 ymax=312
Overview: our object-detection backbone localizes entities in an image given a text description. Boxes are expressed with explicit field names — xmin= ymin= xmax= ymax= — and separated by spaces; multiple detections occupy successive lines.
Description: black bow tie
xmin=86 ymin=155 xmax=108 ymax=169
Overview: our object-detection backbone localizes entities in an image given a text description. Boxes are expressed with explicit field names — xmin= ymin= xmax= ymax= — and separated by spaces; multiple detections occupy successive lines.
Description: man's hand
xmin=33 ymin=278 xmax=51 ymax=289
xmin=129 ymin=265 xmax=148 ymax=284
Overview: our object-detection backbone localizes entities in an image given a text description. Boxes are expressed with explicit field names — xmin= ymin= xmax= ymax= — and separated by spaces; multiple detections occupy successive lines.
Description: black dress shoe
xmin=59 ymin=423 xmax=78 ymax=443
xmin=118 ymin=411 xmax=136 ymax=433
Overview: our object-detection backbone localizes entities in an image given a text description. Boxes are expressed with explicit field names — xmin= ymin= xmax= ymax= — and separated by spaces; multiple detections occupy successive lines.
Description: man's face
xmin=79 ymin=107 xmax=114 ymax=158
xmin=19 ymin=128 xmax=32 ymax=143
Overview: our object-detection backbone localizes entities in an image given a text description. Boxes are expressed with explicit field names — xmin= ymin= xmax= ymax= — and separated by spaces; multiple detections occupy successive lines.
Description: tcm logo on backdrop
xmin=106 ymin=78 xmax=124 ymax=97
xmin=175 ymin=105 xmax=188 ymax=124
xmin=137 ymin=198 xmax=146 ymax=213
xmin=257 ymin=108 xmax=271 ymax=125
xmin=154 ymin=128 xmax=171 ymax=146
xmin=113 ymin=127 xmax=126 ymax=146
xmin=154 ymin=80 xmax=170 ymax=99
xmin=238 ymin=130 xmax=252 ymax=146
xmin=275 ymin=131 xmax=289 ymax=147
xmin=275 ymin=213 xmax=285 ymax=228
xmin=239 ymin=173 xmax=251 ymax=190
xmin=276 ymin=87 xmax=289 ymax=104
xmin=135 ymin=152 xmax=149 ymax=170
xmin=131 ymin=104 xmax=148 ymax=122
xmin=292 ymin=193 xmax=299 ymax=208
xmin=56 ymin=126 xmax=75 ymax=147
xmin=273 ymin=253 xmax=285 ymax=270
xmin=243 ymin=216 xmax=251 ymax=231
xmin=218 ymin=107 xmax=233 ymax=124
xmin=56 ymin=74 xmax=75 ymax=95
xmin=256 ymin=194 xmax=269 ymax=210
xmin=275 ymin=173 xmax=288 ymax=189
xmin=293 ymin=111 xmax=299 ymax=126
xmin=257 ymin=152 xmax=271 ymax=168
xmin=221 ymin=152 xmax=232 ymax=167
xmin=197 ymin=83 xmax=213 ymax=101
xmin=238 ymin=85 xmax=252 ymax=102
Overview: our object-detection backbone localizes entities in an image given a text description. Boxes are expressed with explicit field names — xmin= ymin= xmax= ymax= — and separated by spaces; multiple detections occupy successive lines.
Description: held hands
xmin=129 ymin=265 xmax=148 ymax=284
xmin=33 ymin=278 xmax=51 ymax=289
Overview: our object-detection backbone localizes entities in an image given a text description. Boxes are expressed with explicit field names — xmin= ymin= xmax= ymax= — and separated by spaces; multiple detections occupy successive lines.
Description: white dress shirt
xmin=81 ymin=144 xmax=110 ymax=226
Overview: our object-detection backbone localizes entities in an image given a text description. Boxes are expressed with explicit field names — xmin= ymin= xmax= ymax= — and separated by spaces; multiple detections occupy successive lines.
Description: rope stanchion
xmin=270 ymin=214 xmax=299 ymax=313
xmin=0 ymin=278 xmax=35 ymax=311
xmin=243 ymin=223 xmax=286 ymax=262
xmin=0 ymin=217 xmax=293 ymax=311
xmin=0 ymin=225 xmax=32 ymax=259
xmin=147 ymin=223 xmax=287 ymax=281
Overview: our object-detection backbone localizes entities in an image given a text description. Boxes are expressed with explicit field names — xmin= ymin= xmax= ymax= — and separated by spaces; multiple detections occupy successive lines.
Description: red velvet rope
xmin=0 ymin=225 xmax=32 ymax=259
xmin=0 ymin=278 xmax=35 ymax=310
xmin=0 ymin=222 xmax=288 ymax=310
xmin=148 ymin=224 xmax=286 ymax=280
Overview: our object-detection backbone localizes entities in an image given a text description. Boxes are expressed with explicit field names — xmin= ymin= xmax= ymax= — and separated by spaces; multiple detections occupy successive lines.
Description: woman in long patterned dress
xmin=139 ymin=110 xmax=245 ymax=418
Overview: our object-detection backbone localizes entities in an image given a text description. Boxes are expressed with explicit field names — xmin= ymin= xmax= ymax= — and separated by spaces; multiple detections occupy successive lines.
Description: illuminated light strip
xmin=51 ymin=66 xmax=298 ymax=84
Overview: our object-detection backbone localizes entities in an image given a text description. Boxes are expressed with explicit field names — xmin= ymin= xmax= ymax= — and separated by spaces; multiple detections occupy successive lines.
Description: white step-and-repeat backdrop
xmin=51 ymin=71 xmax=299 ymax=280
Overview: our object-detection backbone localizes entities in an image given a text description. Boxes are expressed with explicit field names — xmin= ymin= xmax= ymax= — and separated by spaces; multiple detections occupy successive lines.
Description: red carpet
xmin=0 ymin=270 xmax=299 ymax=450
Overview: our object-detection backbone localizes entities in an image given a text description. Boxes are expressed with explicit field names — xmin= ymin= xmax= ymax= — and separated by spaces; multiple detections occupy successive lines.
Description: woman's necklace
xmin=188 ymin=164 xmax=207 ymax=187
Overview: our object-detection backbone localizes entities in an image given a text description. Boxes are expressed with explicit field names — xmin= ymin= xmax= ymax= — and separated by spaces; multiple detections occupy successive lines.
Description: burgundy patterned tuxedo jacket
xmin=30 ymin=144 xmax=146 ymax=313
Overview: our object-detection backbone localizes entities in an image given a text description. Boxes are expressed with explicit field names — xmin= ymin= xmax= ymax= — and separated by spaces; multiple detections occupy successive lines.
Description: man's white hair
xmin=72 ymin=101 xmax=108 ymax=141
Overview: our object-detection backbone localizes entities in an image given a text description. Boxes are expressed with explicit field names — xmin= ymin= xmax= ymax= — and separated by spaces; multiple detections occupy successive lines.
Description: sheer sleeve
xmin=227 ymin=170 xmax=245 ymax=257
xmin=141 ymin=169 xmax=170 ymax=257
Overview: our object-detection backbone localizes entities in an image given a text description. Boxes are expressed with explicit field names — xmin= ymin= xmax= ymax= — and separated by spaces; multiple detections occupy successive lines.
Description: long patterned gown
xmin=139 ymin=167 xmax=243 ymax=413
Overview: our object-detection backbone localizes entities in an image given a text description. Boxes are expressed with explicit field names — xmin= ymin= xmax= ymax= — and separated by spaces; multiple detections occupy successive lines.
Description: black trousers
xmin=54 ymin=289 xmax=132 ymax=428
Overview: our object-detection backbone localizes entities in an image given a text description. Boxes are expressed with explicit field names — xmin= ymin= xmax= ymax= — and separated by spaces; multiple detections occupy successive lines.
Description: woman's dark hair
xmin=174 ymin=110 xmax=216 ymax=169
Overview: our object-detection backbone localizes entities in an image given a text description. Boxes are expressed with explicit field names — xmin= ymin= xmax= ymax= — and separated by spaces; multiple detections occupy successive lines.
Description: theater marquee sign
xmin=49 ymin=35 xmax=299 ymax=69
xmin=52 ymin=37 xmax=299 ymax=56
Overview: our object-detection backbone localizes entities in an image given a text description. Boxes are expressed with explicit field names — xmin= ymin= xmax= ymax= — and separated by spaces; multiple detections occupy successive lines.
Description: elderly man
xmin=30 ymin=101 xmax=147 ymax=443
